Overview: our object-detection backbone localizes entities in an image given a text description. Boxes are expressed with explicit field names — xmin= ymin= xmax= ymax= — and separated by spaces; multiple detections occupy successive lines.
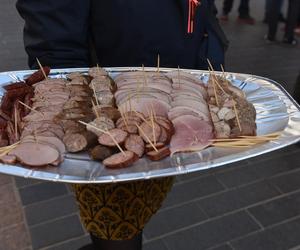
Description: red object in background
xmin=187 ymin=0 xmax=201 ymax=34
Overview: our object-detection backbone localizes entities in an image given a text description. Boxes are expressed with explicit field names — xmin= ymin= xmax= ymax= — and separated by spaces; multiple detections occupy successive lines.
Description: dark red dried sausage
xmin=25 ymin=66 xmax=51 ymax=86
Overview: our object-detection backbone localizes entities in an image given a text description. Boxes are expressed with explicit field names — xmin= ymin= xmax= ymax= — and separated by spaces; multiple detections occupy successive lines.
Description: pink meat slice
xmin=170 ymin=115 xmax=214 ymax=155
xmin=168 ymin=106 xmax=210 ymax=122
xmin=118 ymin=98 xmax=171 ymax=118
xmin=9 ymin=142 xmax=60 ymax=167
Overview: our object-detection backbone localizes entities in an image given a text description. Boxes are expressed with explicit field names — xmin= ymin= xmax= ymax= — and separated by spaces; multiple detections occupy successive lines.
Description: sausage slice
xmin=98 ymin=128 xmax=128 ymax=147
xmin=125 ymin=135 xmax=145 ymax=157
xmin=139 ymin=121 xmax=161 ymax=143
xmin=147 ymin=146 xmax=170 ymax=161
xmin=103 ymin=151 xmax=138 ymax=169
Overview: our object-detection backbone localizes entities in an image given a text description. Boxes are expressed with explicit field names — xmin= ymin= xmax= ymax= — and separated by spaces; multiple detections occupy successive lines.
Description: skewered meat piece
xmin=63 ymin=131 xmax=98 ymax=153
xmin=25 ymin=66 xmax=50 ymax=86
xmin=138 ymin=121 xmax=161 ymax=143
xmin=89 ymin=145 xmax=114 ymax=161
xmin=87 ymin=117 xmax=115 ymax=137
xmin=98 ymin=128 xmax=128 ymax=147
xmin=124 ymin=134 xmax=145 ymax=157
xmin=147 ymin=146 xmax=170 ymax=161
xmin=103 ymin=151 xmax=138 ymax=169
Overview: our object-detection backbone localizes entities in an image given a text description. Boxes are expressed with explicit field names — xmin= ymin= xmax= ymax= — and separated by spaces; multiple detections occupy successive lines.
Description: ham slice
xmin=118 ymin=98 xmax=171 ymax=118
xmin=168 ymin=106 xmax=210 ymax=122
xmin=9 ymin=142 xmax=60 ymax=167
xmin=170 ymin=115 xmax=214 ymax=155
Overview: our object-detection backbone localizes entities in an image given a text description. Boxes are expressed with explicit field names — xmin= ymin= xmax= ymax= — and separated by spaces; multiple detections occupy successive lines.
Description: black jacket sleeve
xmin=16 ymin=0 xmax=90 ymax=69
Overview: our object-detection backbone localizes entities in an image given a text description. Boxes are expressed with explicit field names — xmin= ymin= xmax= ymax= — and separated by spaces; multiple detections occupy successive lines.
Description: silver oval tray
xmin=0 ymin=67 xmax=299 ymax=183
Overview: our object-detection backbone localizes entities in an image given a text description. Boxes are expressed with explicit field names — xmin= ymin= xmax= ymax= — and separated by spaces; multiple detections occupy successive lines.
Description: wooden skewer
xmin=79 ymin=121 xmax=126 ymax=156
xmin=135 ymin=123 xmax=158 ymax=152
xmin=14 ymin=106 xmax=18 ymax=141
xmin=91 ymin=100 xmax=100 ymax=119
xmin=209 ymin=68 xmax=219 ymax=107
xmin=120 ymin=110 xmax=130 ymax=132
xmin=150 ymin=109 xmax=156 ymax=145
xmin=157 ymin=54 xmax=160 ymax=73
xmin=91 ymin=81 xmax=100 ymax=106
xmin=18 ymin=101 xmax=44 ymax=118
xmin=233 ymin=103 xmax=242 ymax=132
xmin=221 ymin=64 xmax=226 ymax=78
xmin=36 ymin=58 xmax=48 ymax=80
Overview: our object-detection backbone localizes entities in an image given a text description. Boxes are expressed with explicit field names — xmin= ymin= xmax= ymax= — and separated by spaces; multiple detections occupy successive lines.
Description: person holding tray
xmin=16 ymin=0 xmax=227 ymax=249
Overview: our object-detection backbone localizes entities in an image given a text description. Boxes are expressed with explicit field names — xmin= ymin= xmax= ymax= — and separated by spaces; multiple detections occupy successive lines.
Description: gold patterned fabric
xmin=72 ymin=177 xmax=174 ymax=240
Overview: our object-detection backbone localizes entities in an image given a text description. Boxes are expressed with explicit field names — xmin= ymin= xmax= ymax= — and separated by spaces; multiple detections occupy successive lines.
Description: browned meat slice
xmin=158 ymin=126 xmax=170 ymax=144
xmin=116 ymin=116 xmax=142 ymax=128
xmin=119 ymin=124 xmax=138 ymax=134
xmin=145 ymin=142 xmax=165 ymax=153
xmin=9 ymin=142 xmax=59 ymax=167
xmin=63 ymin=131 xmax=97 ymax=153
xmin=139 ymin=121 xmax=161 ymax=143
xmin=103 ymin=151 xmax=138 ymax=169
xmin=25 ymin=66 xmax=50 ymax=86
xmin=21 ymin=135 xmax=66 ymax=155
xmin=98 ymin=128 xmax=128 ymax=147
xmin=87 ymin=117 xmax=115 ymax=136
xmin=89 ymin=145 xmax=114 ymax=161
xmin=146 ymin=146 xmax=170 ymax=161
xmin=93 ymin=106 xmax=120 ymax=122
xmin=124 ymin=135 xmax=145 ymax=157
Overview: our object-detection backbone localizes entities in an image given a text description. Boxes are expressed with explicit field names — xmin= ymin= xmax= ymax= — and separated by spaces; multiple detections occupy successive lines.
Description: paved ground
xmin=0 ymin=0 xmax=300 ymax=250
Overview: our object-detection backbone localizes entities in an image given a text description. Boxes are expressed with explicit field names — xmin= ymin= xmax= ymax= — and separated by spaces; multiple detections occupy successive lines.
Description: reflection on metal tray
xmin=0 ymin=67 xmax=299 ymax=183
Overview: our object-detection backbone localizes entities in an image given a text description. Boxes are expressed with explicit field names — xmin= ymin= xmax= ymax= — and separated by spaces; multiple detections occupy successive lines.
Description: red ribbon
xmin=187 ymin=0 xmax=201 ymax=34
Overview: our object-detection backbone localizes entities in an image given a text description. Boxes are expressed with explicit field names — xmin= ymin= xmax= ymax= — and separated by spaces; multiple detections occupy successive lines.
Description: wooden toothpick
xmin=233 ymin=103 xmax=242 ymax=132
xmin=36 ymin=58 xmax=48 ymax=80
xmin=91 ymin=100 xmax=100 ymax=119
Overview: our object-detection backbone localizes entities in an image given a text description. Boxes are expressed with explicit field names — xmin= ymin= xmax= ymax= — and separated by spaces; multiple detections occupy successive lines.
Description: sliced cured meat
xmin=115 ymin=89 xmax=172 ymax=104
xmin=89 ymin=145 xmax=114 ymax=161
xmin=145 ymin=142 xmax=165 ymax=153
xmin=158 ymin=126 xmax=170 ymax=144
xmin=166 ymin=71 xmax=205 ymax=84
xmin=171 ymin=100 xmax=209 ymax=116
xmin=98 ymin=128 xmax=128 ymax=147
xmin=118 ymin=98 xmax=171 ymax=118
xmin=63 ymin=131 xmax=98 ymax=153
xmin=21 ymin=135 xmax=66 ymax=155
xmin=93 ymin=106 xmax=121 ymax=122
xmin=139 ymin=121 xmax=161 ymax=143
xmin=87 ymin=117 xmax=115 ymax=137
xmin=147 ymin=146 xmax=170 ymax=161
xmin=168 ymin=106 xmax=210 ymax=122
xmin=170 ymin=115 xmax=214 ymax=155
xmin=118 ymin=83 xmax=172 ymax=95
xmin=124 ymin=134 xmax=145 ymax=157
xmin=119 ymin=124 xmax=138 ymax=134
xmin=103 ymin=151 xmax=138 ymax=169
xmin=9 ymin=142 xmax=59 ymax=167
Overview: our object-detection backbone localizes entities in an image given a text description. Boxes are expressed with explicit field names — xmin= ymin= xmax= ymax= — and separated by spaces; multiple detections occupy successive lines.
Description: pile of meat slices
xmin=0 ymin=67 xmax=256 ymax=169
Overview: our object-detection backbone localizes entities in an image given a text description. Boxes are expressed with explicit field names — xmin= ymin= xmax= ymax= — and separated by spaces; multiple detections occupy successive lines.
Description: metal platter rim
xmin=0 ymin=67 xmax=299 ymax=184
